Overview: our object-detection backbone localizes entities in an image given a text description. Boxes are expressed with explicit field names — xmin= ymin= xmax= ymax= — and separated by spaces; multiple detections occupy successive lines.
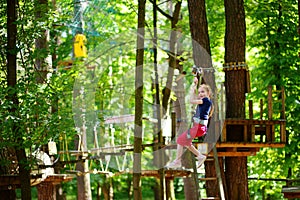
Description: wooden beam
xmin=224 ymin=119 xmax=285 ymax=125
xmin=281 ymin=86 xmax=286 ymax=119
xmin=215 ymin=142 xmax=285 ymax=148
xmin=208 ymin=151 xmax=257 ymax=157
xmin=0 ymin=174 xmax=73 ymax=190
xmin=249 ymin=100 xmax=253 ymax=119
xmin=268 ymin=86 xmax=273 ymax=119
xmin=222 ymin=120 xmax=227 ymax=142
xmin=282 ymin=186 xmax=300 ymax=198
xmin=281 ymin=121 xmax=286 ymax=143
xmin=43 ymin=174 xmax=73 ymax=184
xmin=127 ymin=169 xmax=193 ymax=179
xmin=243 ymin=124 xmax=247 ymax=142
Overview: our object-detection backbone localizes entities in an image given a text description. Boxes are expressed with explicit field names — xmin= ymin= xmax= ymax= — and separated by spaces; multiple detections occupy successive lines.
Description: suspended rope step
xmin=114 ymin=169 xmax=193 ymax=179
xmin=198 ymin=145 xmax=226 ymax=200
xmin=199 ymin=177 xmax=217 ymax=181
xmin=65 ymin=169 xmax=113 ymax=177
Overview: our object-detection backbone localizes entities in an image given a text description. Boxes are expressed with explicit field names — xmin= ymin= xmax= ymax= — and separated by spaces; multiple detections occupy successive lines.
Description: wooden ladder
xmin=198 ymin=145 xmax=226 ymax=200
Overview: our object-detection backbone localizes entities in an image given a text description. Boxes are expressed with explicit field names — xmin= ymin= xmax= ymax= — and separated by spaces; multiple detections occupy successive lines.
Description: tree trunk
xmin=0 ymin=147 xmax=18 ymax=199
xmin=7 ymin=0 xmax=32 ymax=199
xmin=187 ymin=0 xmax=221 ymax=198
xmin=37 ymin=183 xmax=56 ymax=200
xmin=101 ymin=176 xmax=113 ymax=200
xmin=224 ymin=0 xmax=250 ymax=199
xmin=162 ymin=1 xmax=181 ymax=116
xmin=35 ymin=0 xmax=48 ymax=83
xmin=133 ymin=0 xmax=146 ymax=200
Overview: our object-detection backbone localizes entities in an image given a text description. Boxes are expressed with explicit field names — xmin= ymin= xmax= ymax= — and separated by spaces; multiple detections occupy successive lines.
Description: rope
xmin=223 ymin=62 xmax=248 ymax=71
xmin=187 ymin=67 xmax=203 ymax=139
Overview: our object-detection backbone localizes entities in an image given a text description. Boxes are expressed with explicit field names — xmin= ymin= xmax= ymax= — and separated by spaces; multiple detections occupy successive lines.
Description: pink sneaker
xmin=197 ymin=154 xmax=206 ymax=168
xmin=165 ymin=160 xmax=181 ymax=169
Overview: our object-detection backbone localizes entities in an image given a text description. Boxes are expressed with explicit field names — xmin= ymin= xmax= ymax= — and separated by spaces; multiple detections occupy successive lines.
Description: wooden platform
xmin=212 ymin=142 xmax=285 ymax=157
xmin=0 ymin=174 xmax=43 ymax=190
xmin=42 ymin=174 xmax=74 ymax=184
xmin=282 ymin=186 xmax=300 ymax=198
xmin=142 ymin=169 xmax=192 ymax=179
xmin=0 ymin=174 xmax=73 ymax=190
xmin=222 ymin=119 xmax=286 ymax=143
xmin=115 ymin=169 xmax=193 ymax=179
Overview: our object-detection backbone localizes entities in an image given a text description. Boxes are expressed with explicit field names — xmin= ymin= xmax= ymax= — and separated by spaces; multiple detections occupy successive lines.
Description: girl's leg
xmin=187 ymin=145 xmax=200 ymax=157
xmin=175 ymin=144 xmax=184 ymax=161
xmin=165 ymin=145 xmax=184 ymax=168
xmin=187 ymin=145 xmax=207 ymax=168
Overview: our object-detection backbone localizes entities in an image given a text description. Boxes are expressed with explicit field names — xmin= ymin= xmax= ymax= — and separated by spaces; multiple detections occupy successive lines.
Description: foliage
xmin=245 ymin=0 xmax=300 ymax=198
xmin=1 ymin=0 xmax=299 ymax=199
xmin=0 ymin=0 xmax=77 ymax=172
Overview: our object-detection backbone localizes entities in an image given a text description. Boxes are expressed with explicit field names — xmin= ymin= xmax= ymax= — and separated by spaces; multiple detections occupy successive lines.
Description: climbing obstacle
xmin=207 ymin=85 xmax=287 ymax=157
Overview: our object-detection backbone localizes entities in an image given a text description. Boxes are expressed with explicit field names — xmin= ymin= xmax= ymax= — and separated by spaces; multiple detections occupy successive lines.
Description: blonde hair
xmin=199 ymin=84 xmax=214 ymax=118
xmin=199 ymin=84 xmax=212 ymax=98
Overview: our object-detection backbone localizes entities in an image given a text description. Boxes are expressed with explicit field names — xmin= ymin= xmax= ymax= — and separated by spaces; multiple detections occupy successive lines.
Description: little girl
xmin=166 ymin=78 xmax=212 ymax=168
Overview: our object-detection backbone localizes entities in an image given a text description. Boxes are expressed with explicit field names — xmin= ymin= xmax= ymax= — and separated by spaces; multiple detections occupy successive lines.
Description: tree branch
xmin=149 ymin=0 xmax=173 ymax=20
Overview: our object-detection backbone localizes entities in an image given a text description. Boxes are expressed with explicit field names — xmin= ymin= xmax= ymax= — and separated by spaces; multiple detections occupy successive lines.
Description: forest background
xmin=0 ymin=0 xmax=299 ymax=199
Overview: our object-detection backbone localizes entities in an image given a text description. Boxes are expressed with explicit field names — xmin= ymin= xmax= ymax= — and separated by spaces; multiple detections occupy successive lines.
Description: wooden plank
xmin=0 ymin=174 xmax=43 ymax=187
xmin=243 ymin=125 xmax=247 ymax=142
xmin=43 ymin=174 xmax=73 ymax=184
xmin=224 ymin=119 xmax=285 ymax=125
xmin=250 ymin=125 xmax=255 ymax=142
xmin=268 ymin=86 xmax=273 ymax=119
xmin=199 ymin=177 xmax=217 ymax=181
xmin=215 ymin=142 xmax=285 ymax=148
xmin=212 ymin=145 xmax=226 ymax=200
xmin=271 ymin=125 xmax=275 ymax=141
xmin=208 ymin=151 xmax=256 ymax=157
xmin=281 ymin=86 xmax=286 ymax=119
xmin=266 ymin=125 xmax=271 ymax=142
xmin=260 ymin=99 xmax=263 ymax=119
xmin=249 ymin=100 xmax=253 ymax=119
xmin=193 ymin=142 xmax=285 ymax=148
xmin=222 ymin=120 xmax=227 ymax=142
xmin=281 ymin=121 xmax=286 ymax=143
xmin=282 ymin=186 xmax=300 ymax=198
xmin=139 ymin=169 xmax=192 ymax=179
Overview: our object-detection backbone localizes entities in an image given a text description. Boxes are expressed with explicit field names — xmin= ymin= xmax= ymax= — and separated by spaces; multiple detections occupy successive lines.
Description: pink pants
xmin=176 ymin=123 xmax=207 ymax=146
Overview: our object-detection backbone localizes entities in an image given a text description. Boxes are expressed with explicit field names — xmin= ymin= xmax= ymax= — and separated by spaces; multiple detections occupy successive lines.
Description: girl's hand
xmin=193 ymin=77 xmax=198 ymax=85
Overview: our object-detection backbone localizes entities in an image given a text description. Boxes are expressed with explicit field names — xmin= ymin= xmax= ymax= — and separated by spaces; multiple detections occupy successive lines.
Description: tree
xmin=224 ymin=0 xmax=250 ymax=199
xmin=245 ymin=0 xmax=300 ymax=198
xmin=0 ymin=1 xmax=18 ymax=200
xmin=133 ymin=0 xmax=146 ymax=199
xmin=6 ymin=0 xmax=32 ymax=199
xmin=187 ymin=0 xmax=222 ymax=198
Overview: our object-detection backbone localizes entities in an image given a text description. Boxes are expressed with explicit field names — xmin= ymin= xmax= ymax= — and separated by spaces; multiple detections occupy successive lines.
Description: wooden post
xmin=267 ymin=86 xmax=273 ymax=142
xmin=248 ymin=100 xmax=254 ymax=142
xmin=281 ymin=86 xmax=286 ymax=119
xmin=266 ymin=125 xmax=271 ymax=142
xmin=220 ymin=84 xmax=225 ymax=121
xmin=249 ymin=100 xmax=253 ymax=119
xmin=251 ymin=122 xmax=256 ymax=142
xmin=281 ymin=121 xmax=286 ymax=143
xmin=268 ymin=86 xmax=273 ymax=120
xmin=171 ymin=112 xmax=176 ymax=141
xmin=259 ymin=99 xmax=264 ymax=142
xmin=260 ymin=99 xmax=263 ymax=119
xmin=243 ymin=125 xmax=247 ymax=142
xmin=222 ymin=121 xmax=227 ymax=142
